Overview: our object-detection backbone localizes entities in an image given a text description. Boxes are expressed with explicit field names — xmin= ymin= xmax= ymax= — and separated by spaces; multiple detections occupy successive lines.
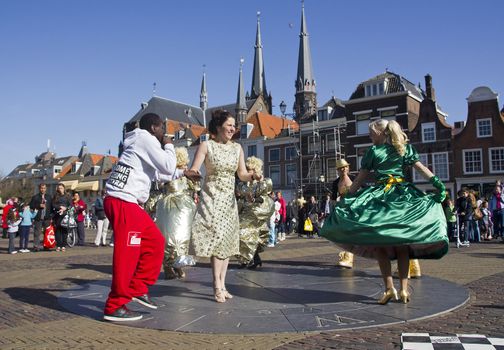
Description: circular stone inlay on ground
xmin=58 ymin=263 xmax=469 ymax=334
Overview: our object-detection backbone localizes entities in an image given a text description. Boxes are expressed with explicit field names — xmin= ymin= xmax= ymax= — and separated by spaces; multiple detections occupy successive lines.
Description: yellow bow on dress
xmin=381 ymin=174 xmax=404 ymax=192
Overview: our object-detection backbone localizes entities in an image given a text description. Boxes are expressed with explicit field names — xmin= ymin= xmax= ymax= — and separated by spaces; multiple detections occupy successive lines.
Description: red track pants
xmin=103 ymin=196 xmax=165 ymax=314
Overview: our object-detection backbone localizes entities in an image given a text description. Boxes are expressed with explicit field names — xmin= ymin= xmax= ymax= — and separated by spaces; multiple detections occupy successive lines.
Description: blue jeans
xmin=465 ymin=219 xmax=480 ymax=242
xmin=492 ymin=209 xmax=504 ymax=237
xmin=19 ymin=225 xmax=31 ymax=250
xmin=268 ymin=225 xmax=276 ymax=245
xmin=8 ymin=232 xmax=17 ymax=253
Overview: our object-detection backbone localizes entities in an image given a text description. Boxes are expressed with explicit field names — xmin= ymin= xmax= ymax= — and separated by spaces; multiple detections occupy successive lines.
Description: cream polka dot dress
xmin=191 ymin=140 xmax=240 ymax=259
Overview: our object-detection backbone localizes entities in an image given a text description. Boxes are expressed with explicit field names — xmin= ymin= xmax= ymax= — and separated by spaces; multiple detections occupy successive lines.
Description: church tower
xmin=250 ymin=11 xmax=272 ymax=113
xmin=294 ymin=2 xmax=317 ymax=121
xmin=235 ymin=58 xmax=248 ymax=125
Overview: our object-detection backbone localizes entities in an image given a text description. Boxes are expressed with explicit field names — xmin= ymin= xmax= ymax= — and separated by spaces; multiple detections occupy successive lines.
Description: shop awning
xmin=75 ymin=181 xmax=99 ymax=192
xmin=58 ymin=180 xmax=78 ymax=190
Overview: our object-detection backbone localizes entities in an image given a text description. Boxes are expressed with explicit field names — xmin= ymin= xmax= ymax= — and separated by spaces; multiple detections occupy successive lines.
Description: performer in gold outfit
xmin=155 ymin=147 xmax=199 ymax=279
xmin=236 ymin=156 xmax=275 ymax=269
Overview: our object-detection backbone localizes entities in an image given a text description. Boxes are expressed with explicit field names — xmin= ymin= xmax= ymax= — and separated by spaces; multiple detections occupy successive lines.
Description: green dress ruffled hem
xmin=320 ymin=144 xmax=448 ymax=260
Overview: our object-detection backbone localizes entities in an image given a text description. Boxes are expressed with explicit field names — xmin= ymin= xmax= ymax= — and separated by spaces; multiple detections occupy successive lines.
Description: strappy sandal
xmin=214 ymin=288 xmax=226 ymax=303
xmin=222 ymin=288 xmax=233 ymax=299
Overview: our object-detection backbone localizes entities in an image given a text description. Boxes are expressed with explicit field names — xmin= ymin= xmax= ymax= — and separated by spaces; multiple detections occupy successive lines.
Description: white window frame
xmin=308 ymin=159 xmax=321 ymax=180
xmin=248 ymin=144 xmax=257 ymax=157
xmin=421 ymin=122 xmax=436 ymax=143
xmin=489 ymin=147 xmax=504 ymax=174
xmin=463 ymin=149 xmax=483 ymax=175
xmin=413 ymin=153 xmax=429 ymax=182
xmin=307 ymin=136 xmax=321 ymax=154
xmin=269 ymin=148 xmax=280 ymax=162
xmin=285 ymin=163 xmax=297 ymax=187
xmin=325 ymin=133 xmax=337 ymax=152
xmin=326 ymin=158 xmax=338 ymax=181
xmin=285 ymin=146 xmax=296 ymax=161
xmin=477 ymin=118 xmax=492 ymax=138
xmin=269 ymin=165 xmax=281 ymax=186
xmin=432 ymin=152 xmax=449 ymax=181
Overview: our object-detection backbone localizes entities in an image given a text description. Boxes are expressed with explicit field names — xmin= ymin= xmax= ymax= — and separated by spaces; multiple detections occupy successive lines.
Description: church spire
xmin=200 ymin=66 xmax=208 ymax=127
xmin=294 ymin=1 xmax=317 ymax=121
xmin=251 ymin=11 xmax=268 ymax=100
xmin=236 ymin=58 xmax=247 ymax=125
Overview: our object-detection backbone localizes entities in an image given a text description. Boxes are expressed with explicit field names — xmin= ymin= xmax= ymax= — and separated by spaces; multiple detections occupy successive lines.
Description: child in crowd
xmin=19 ymin=203 xmax=37 ymax=252
xmin=7 ymin=208 xmax=22 ymax=254
xmin=443 ymin=199 xmax=457 ymax=242
xmin=481 ymin=201 xmax=493 ymax=240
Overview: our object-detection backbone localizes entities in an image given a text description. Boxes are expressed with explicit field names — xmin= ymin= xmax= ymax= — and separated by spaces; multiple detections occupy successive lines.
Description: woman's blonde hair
xmin=245 ymin=156 xmax=263 ymax=178
xmin=369 ymin=119 xmax=408 ymax=156
xmin=175 ymin=147 xmax=190 ymax=168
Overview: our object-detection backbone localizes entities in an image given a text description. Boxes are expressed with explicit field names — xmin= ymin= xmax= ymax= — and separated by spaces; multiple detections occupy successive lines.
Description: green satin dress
xmin=320 ymin=144 xmax=448 ymax=260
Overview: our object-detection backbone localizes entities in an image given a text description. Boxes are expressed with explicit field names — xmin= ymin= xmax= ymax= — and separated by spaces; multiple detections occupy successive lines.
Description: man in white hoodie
xmin=103 ymin=113 xmax=199 ymax=322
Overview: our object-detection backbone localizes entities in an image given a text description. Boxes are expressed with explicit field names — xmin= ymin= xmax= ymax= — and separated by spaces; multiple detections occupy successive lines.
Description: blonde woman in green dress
xmin=190 ymin=110 xmax=261 ymax=303
xmin=321 ymin=119 xmax=448 ymax=305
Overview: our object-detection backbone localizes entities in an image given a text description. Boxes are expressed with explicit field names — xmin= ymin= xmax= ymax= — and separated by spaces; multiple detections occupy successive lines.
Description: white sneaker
xmin=21 ymin=249 xmax=30 ymax=253
xmin=109 ymin=243 xmax=114 ymax=247
xmin=267 ymin=243 xmax=275 ymax=248
xmin=10 ymin=251 xmax=18 ymax=254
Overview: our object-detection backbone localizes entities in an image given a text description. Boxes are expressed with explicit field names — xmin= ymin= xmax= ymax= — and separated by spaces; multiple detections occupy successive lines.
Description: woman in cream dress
xmin=190 ymin=110 xmax=261 ymax=303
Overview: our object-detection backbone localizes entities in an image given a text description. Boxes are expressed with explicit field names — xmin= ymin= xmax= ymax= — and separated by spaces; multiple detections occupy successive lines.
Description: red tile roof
xmin=247 ymin=112 xmax=298 ymax=139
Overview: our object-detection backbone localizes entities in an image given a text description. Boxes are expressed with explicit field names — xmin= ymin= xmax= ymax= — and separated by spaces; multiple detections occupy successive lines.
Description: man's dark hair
xmin=139 ymin=113 xmax=163 ymax=131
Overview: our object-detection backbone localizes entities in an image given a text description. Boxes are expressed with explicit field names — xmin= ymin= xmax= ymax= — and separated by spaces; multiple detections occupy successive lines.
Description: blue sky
xmin=1 ymin=0 xmax=503 ymax=175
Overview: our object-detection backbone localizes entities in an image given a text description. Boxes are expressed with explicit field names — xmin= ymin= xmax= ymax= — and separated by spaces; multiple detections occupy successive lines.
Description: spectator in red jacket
xmin=276 ymin=191 xmax=287 ymax=241
xmin=72 ymin=192 xmax=87 ymax=246
xmin=2 ymin=198 xmax=19 ymax=238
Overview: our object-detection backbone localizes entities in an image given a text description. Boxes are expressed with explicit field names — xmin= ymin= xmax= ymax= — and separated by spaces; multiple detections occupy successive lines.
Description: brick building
xmin=453 ymin=86 xmax=504 ymax=197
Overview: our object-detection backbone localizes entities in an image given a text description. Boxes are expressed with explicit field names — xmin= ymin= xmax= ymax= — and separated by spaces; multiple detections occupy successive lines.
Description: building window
xmin=285 ymin=146 xmax=297 ymax=161
xmin=248 ymin=145 xmax=257 ymax=157
xmin=365 ymin=81 xmax=386 ymax=97
xmin=380 ymin=109 xmax=396 ymax=118
xmin=489 ymin=147 xmax=504 ymax=173
xmin=72 ymin=162 xmax=82 ymax=174
xmin=365 ymin=85 xmax=371 ymax=97
xmin=432 ymin=152 xmax=449 ymax=180
xmin=269 ymin=165 xmax=281 ymax=187
xmin=317 ymin=109 xmax=328 ymax=121
xmin=54 ymin=166 xmax=62 ymax=174
xmin=285 ymin=164 xmax=297 ymax=187
xmin=307 ymin=136 xmax=321 ymax=154
xmin=326 ymin=133 xmax=337 ymax=152
xmin=326 ymin=158 xmax=338 ymax=181
xmin=356 ymin=113 xmax=372 ymax=135
xmin=463 ymin=149 xmax=483 ymax=174
xmin=308 ymin=159 xmax=321 ymax=180
xmin=269 ymin=148 xmax=280 ymax=162
xmin=413 ymin=154 xmax=429 ymax=182
xmin=477 ymin=118 xmax=492 ymax=138
xmin=421 ymin=122 xmax=436 ymax=143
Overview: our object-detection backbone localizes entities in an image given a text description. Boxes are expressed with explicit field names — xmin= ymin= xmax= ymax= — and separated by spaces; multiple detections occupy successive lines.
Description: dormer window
xmin=477 ymin=118 xmax=492 ymax=138
xmin=365 ymin=79 xmax=387 ymax=97
xmin=72 ymin=162 xmax=82 ymax=173
xmin=53 ymin=166 xmax=62 ymax=175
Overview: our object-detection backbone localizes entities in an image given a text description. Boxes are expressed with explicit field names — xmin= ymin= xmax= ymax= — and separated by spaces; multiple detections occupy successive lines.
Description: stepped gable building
xmin=453 ymin=86 xmax=504 ymax=196
xmin=408 ymin=74 xmax=454 ymax=196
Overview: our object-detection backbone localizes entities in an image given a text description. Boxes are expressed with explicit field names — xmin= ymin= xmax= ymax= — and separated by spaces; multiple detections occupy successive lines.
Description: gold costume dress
xmin=191 ymin=140 xmax=241 ymax=259
xmin=236 ymin=178 xmax=275 ymax=264
xmin=156 ymin=177 xmax=198 ymax=269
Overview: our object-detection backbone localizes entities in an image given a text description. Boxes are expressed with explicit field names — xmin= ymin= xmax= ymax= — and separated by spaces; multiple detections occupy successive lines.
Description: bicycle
xmin=67 ymin=226 xmax=77 ymax=247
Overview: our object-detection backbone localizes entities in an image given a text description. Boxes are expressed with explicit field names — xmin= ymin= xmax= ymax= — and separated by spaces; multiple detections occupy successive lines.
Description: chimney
xmin=425 ymin=74 xmax=436 ymax=102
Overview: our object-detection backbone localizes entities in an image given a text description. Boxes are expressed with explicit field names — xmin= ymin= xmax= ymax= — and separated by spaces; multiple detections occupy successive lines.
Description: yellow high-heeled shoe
xmin=378 ymin=287 xmax=399 ymax=305
xmin=399 ymin=289 xmax=410 ymax=304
